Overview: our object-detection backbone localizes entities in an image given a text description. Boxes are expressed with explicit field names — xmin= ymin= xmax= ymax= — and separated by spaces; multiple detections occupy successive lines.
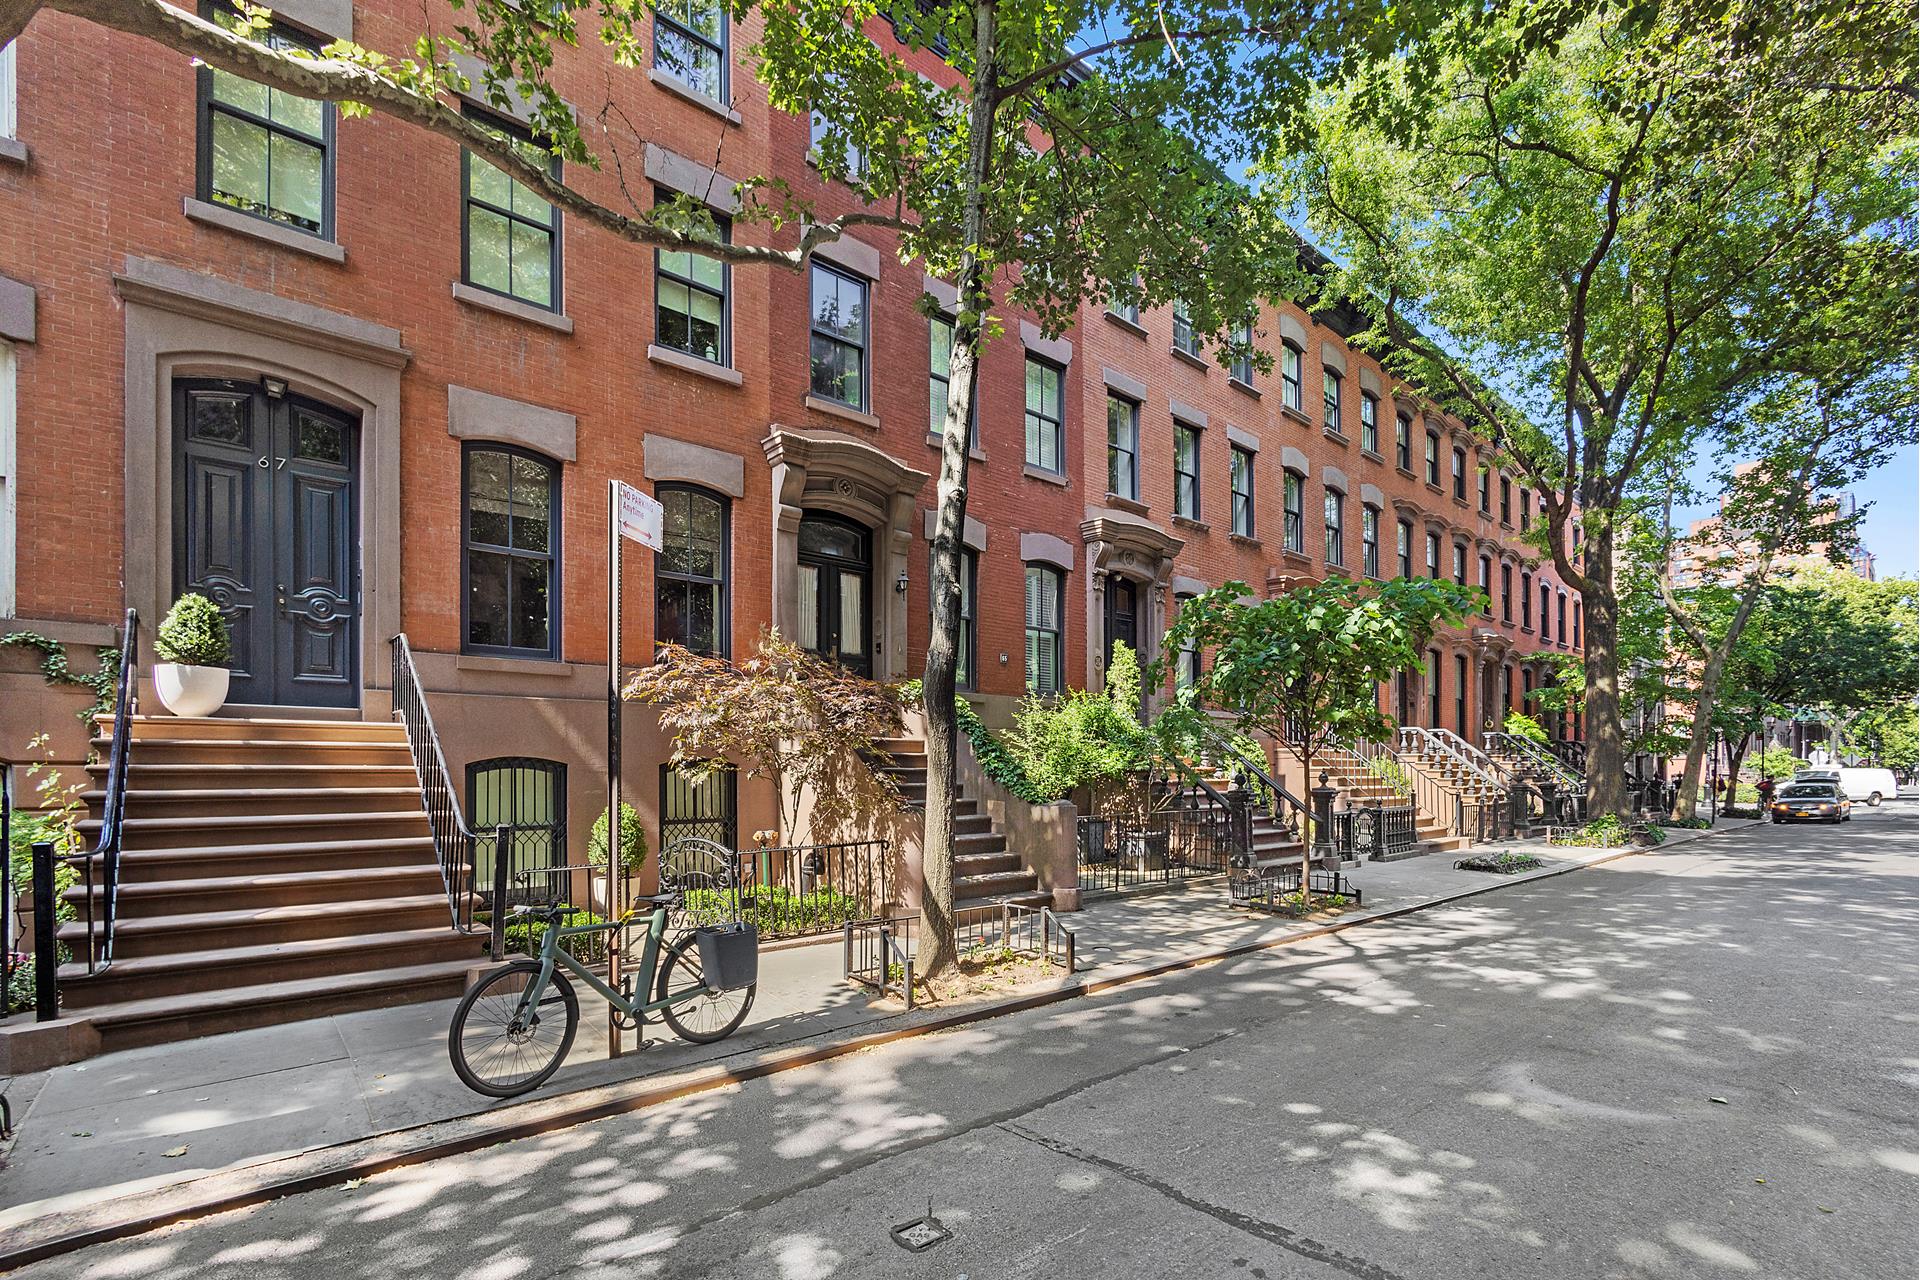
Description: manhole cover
xmin=890 ymin=1204 xmax=952 ymax=1253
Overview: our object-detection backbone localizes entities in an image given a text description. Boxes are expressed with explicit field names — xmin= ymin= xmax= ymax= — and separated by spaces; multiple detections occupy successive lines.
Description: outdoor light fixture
xmin=261 ymin=376 xmax=288 ymax=399
xmin=895 ymin=571 xmax=909 ymax=594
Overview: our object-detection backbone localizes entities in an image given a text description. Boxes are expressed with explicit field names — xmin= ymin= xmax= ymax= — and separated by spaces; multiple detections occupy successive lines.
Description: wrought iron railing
xmin=66 ymin=608 xmax=139 ymax=976
xmin=1549 ymin=740 xmax=1589 ymax=772
xmin=845 ymin=915 xmax=916 ymax=1008
xmin=1483 ymin=731 xmax=1583 ymax=792
xmin=1 ymin=757 xmax=14 ymax=1021
xmin=1329 ymin=801 xmax=1418 ymax=860
xmin=1199 ymin=728 xmax=1311 ymax=856
xmin=1077 ymin=759 xmax=1241 ymax=894
xmin=389 ymin=633 xmax=482 ymax=935
xmin=957 ymin=900 xmax=1076 ymax=972
xmin=727 ymin=839 xmax=895 ymax=939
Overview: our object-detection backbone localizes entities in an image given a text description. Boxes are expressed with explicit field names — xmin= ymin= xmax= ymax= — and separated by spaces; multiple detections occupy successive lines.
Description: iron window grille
xmin=1107 ymin=395 xmax=1139 ymax=500
xmin=463 ymin=445 xmax=561 ymax=660
xmin=1283 ymin=470 xmax=1304 ymax=551
xmin=1024 ymin=356 xmax=1064 ymax=472
xmin=655 ymin=483 xmax=730 ymax=658
xmin=1025 ymin=563 xmax=1064 ymax=693
xmin=1360 ymin=393 xmax=1379 ymax=454
xmin=196 ymin=13 xmax=332 ymax=237
xmin=653 ymin=0 xmax=727 ymax=101
xmin=1230 ymin=447 xmax=1255 ymax=536
xmin=464 ymin=112 xmax=562 ymax=310
xmin=1324 ymin=489 xmax=1345 ymax=565
xmin=654 ymin=192 xmax=728 ymax=363
xmin=661 ymin=762 xmax=738 ymax=851
xmin=1173 ymin=422 xmax=1200 ymax=519
xmin=467 ymin=757 xmax=566 ymax=906
xmin=809 ymin=262 xmax=868 ymax=409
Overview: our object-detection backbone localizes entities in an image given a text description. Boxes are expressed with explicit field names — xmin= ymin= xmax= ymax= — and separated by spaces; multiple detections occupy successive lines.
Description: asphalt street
xmin=16 ymin=804 xmax=1917 ymax=1280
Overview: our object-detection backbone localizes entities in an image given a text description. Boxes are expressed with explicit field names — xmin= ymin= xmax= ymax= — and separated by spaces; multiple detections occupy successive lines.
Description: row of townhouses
xmin=0 ymin=2 xmax=1585 ymax=1052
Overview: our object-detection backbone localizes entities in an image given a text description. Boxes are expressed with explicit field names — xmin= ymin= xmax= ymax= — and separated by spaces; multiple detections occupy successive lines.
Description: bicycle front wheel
xmin=656 ymin=935 xmax=755 ymax=1044
xmin=448 ymin=959 xmax=579 ymax=1097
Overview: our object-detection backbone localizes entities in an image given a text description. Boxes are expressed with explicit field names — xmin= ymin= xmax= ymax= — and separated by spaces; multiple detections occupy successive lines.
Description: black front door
xmin=1104 ymin=576 xmax=1138 ymax=664
xmin=797 ymin=513 xmax=872 ymax=676
xmin=174 ymin=379 xmax=359 ymax=708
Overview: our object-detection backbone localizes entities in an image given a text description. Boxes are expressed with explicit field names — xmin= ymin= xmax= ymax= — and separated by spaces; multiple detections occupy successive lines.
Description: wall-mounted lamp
xmin=262 ymin=376 xmax=289 ymax=399
xmin=895 ymin=572 xmax=910 ymax=594
xmin=998 ymin=651 xmax=1009 ymax=666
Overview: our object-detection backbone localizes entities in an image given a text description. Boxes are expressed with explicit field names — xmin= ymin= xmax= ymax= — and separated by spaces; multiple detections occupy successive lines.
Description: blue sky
xmin=1671 ymin=445 xmax=1919 ymax=580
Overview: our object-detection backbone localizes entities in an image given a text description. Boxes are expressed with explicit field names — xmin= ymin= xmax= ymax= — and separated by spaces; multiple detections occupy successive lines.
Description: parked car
xmin=1770 ymin=781 xmax=1853 ymax=824
xmin=1835 ymin=767 xmax=1899 ymax=806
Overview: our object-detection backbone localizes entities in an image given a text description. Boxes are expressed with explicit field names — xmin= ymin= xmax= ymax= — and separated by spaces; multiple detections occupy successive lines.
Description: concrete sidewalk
xmin=0 ymin=816 xmax=1763 ymax=1246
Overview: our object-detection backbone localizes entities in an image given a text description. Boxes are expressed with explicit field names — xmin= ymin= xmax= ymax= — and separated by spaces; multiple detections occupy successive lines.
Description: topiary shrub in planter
xmin=589 ymin=801 xmax=649 ymax=871
xmin=153 ymin=592 xmax=233 ymax=717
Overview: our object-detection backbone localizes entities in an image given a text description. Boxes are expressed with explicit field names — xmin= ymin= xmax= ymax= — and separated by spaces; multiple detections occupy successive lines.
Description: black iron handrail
xmin=68 ymin=608 xmax=139 ymax=976
xmin=1484 ymin=731 xmax=1584 ymax=792
xmin=389 ymin=633 xmax=481 ymax=935
xmin=1195 ymin=726 xmax=1312 ymax=852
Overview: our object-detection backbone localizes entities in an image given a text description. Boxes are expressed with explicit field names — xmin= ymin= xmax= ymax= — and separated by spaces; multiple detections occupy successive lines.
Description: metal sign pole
xmin=606 ymin=479 xmax=623 ymax=1059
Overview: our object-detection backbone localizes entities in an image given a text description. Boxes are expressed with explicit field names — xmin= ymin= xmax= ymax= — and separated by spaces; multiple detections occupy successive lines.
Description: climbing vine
xmin=0 ymin=633 xmax=122 ymax=723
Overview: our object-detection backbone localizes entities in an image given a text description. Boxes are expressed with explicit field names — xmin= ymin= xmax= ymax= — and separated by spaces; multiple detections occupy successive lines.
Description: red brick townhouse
xmin=0 ymin=2 xmax=1579 ymax=1045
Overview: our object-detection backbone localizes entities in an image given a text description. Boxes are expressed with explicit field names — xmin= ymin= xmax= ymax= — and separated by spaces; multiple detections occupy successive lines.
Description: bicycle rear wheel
xmin=656 ymin=934 xmax=755 ymax=1044
xmin=448 ymin=959 xmax=579 ymax=1097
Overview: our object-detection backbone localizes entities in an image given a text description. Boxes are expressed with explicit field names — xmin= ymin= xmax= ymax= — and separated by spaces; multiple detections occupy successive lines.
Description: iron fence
xmin=844 ymin=915 xmax=915 ymax=1008
xmin=1 ymin=760 xmax=14 ymax=1022
xmin=1329 ymin=802 xmax=1418 ymax=861
xmin=1077 ymin=769 xmax=1238 ymax=895
xmin=956 ymin=900 xmax=1076 ymax=972
xmin=726 ymin=839 xmax=894 ymax=939
xmin=1228 ymin=866 xmax=1363 ymax=911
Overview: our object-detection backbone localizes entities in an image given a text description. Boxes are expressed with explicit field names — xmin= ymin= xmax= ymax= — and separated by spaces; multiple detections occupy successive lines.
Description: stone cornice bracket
xmin=1079 ymin=509 xmax=1184 ymax=582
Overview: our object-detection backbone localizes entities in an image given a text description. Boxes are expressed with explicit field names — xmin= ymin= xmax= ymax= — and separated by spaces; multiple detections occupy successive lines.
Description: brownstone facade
xmin=0 ymin=3 xmax=1581 ymax=849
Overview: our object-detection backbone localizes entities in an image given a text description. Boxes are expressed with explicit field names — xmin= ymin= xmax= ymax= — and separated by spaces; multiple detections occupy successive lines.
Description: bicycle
xmin=447 ymin=839 xmax=757 ymax=1098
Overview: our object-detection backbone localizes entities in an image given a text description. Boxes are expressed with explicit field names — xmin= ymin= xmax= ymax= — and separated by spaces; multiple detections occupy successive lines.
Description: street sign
xmin=615 ymin=480 xmax=663 ymax=550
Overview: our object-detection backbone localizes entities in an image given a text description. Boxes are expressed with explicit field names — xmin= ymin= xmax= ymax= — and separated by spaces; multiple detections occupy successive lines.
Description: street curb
xmin=0 ymin=821 xmax=1762 ymax=1270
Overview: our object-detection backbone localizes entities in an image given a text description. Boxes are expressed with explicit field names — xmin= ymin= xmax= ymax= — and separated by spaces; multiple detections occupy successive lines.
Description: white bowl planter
xmin=153 ymin=663 xmax=230 ymax=718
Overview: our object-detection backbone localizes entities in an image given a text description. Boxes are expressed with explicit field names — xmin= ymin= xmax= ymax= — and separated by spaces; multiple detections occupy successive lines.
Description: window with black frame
xmin=1172 ymin=299 xmax=1198 ymax=357
xmin=1522 ymin=571 xmax=1534 ymax=628
xmin=1283 ymin=470 xmax=1304 ymax=552
xmin=655 ymin=194 xmax=728 ymax=364
xmin=1426 ymin=531 xmax=1441 ymax=579
xmin=198 ymin=12 xmax=331 ymax=236
xmin=1280 ymin=342 xmax=1302 ymax=408
xmin=464 ymin=113 xmax=561 ymax=310
xmin=1452 ymin=542 xmax=1468 ymax=586
xmin=809 ymin=262 xmax=867 ymax=409
xmin=1324 ymin=488 xmax=1345 ymax=565
xmin=931 ymin=546 xmax=978 ymax=689
xmin=1323 ymin=368 xmax=1342 ymax=432
xmin=464 ymin=445 xmax=560 ymax=659
xmin=1478 ymin=555 xmax=1492 ymax=613
xmin=1362 ymin=504 xmax=1380 ymax=577
xmin=469 ymin=758 xmax=565 ymax=904
xmin=1425 ymin=431 xmax=1441 ymax=484
xmin=653 ymin=0 xmax=727 ymax=101
xmin=655 ymin=484 xmax=729 ymax=657
xmin=1360 ymin=393 xmax=1379 ymax=453
xmin=1173 ymin=421 xmax=1200 ymax=519
xmin=1397 ymin=518 xmax=1413 ymax=578
xmin=1230 ymin=447 xmax=1255 ymax=537
xmin=1231 ymin=321 xmax=1256 ymax=385
xmin=1107 ymin=394 xmax=1139 ymax=500
xmin=1024 ymin=356 xmax=1064 ymax=472
xmin=1396 ymin=413 xmax=1412 ymax=470
xmin=927 ymin=316 xmax=979 ymax=447
xmin=1025 ymin=563 xmax=1064 ymax=693
xmin=1452 ymin=447 xmax=1468 ymax=500
xmin=1174 ymin=593 xmax=1200 ymax=689
xmin=1500 ymin=475 xmax=1512 ymax=523
xmin=1501 ymin=562 xmax=1513 ymax=620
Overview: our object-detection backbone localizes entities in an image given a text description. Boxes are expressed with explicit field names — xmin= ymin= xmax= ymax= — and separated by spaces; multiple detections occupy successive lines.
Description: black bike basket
xmin=695 ymin=922 xmax=759 ymax=991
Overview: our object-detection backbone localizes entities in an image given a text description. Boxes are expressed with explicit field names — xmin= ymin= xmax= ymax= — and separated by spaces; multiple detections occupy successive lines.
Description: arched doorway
xmin=797 ymin=511 xmax=873 ymax=676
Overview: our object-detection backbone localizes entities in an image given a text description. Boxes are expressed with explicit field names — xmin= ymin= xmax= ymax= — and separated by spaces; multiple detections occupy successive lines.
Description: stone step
xmin=80 ymin=810 xmax=432 ymax=851
xmin=116 ymin=715 xmax=406 ymax=744
xmin=65 ymin=863 xmax=447 ymax=917
xmin=94 ymin=736 xmax=415 ymax=767
xmin=91 ymin=761 xmax=422 ymax=791
xmin=60 ymin=893 xmax=459 ymax=959
xmin=953 ymin=869 xmax=1041 ymax=899
xmin=85 ymin=786 xmax=427 ymax=818
xmin=111 ymin=836 xmax=442 ymax=881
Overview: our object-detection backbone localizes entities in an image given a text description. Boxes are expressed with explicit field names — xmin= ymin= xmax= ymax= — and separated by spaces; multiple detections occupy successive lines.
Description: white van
xmin=1835 ymin=767 xmax=1899 ymax=806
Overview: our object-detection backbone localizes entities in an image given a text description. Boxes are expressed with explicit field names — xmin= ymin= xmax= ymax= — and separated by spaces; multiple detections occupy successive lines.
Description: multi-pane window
xmin=1024 ymin=357 xmax=1064 ymax=472
xmin=655 ymin=484 xmax=729 ymax=657
xmin=1574 ymin=601 xmax=1583 ymax=647
xmin=927 ymin=318 xmax=980 ymax=446
xmin=199 ymin=20 xmax=331 ymax=236
xmin=464 ymin=445 xmax=560 ymax=659
xmin=1231 ymin=321 xmax=1255 ymax=385
xmin=1324 ymin=489 xmax=1345 ymax=565
xmin=808 ymin=262 xmax=867 ymax=409
xmin=1558 ymin=590 xmax=1568 ymax=644
xmin=1360 ymin=393 xmax=1379 ymax=454
xmin=1025 ymin=564 xmax=1064 ymax=693
xmin=466 ymin=119 xmax=561 ymax=310
xmin=1174 ymin=594 xmax=1201 ymax=690
xmin=1427 ymin=650 xmax=1442 ymax=727
xmin=1425 ymin=532 xmax=1440 ymax=579
xmin=1397 ymin=519 xmax=1413 ymax=578
xmin=1522 ymin=571 xmax=1534 ymax=628
xmin=1396 ymin=413 xmax=1412 ymax=470
xmin=1282 ymin=471 xmax=1305 ymax=552
xmin=468 ymin=758 xmax=565 ymax=903
xmin=1173 ymin=422 xmax=1200 ymax=519
xmin=1361 ymin=505 xmax=1379 ymax=577
xmin=654 ymin=0 xmax=727 ymax=100
xmin=1425 ymin=431 xmax=1441 ymax=485
xmin=934 ymin=546 xmax=978 ymax=689
xmin=1500 ymin=476 xmax=1512 ymax=524
xmin=0 ymin=39 xmax=14 ymax=141
xmin=1501 ymin=563 xmax=1513 ymax=620
xmin=1455 ymin=653 xmax=1469 ymax=735
xmin=1541 ymin=582 xmax=1552 ymax=635
xmin=1519 ymin=488 xmax=1531 ymax=531
xmin=1280 ymin=342 xmax=1302 ymax=409
xmin=1172 ymin=299 xmax=1198 ymax=357
xmin=1109 ymin=295 xmax=1140 ymax=325
xmin=1106 ymin=394 xmax=1139 ymax=500
xmin=1478 ymin=467 xmax=1491 ymax=513
xmin=1323 ymin=369 xmax=1342 ymax=432
xmin=1452 ymin=542 xmax=1467 ymax=586
xmin=1478 ymin=554 xmax=1492 ymax=613
xmin=654 ymin=199 xmax=726 ymax=361
xmin=808 ymin=80 xmax=866 ymax=179
xmin=1230 ymin=447 xmax=1255 ymax=536
xmin=1452 ymin=447 xmax=1468 ymax=500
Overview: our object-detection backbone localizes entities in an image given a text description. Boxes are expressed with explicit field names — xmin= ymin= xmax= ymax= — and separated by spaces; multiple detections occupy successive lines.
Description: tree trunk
xmin=1581 ymin=526 xmax=1629 ymax=818
xmin=916 ymin=0 xmax=999 ymax=980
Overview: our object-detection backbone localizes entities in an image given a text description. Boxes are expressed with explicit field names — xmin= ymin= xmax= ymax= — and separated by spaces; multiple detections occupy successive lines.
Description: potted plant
xmin=152 ymin=592 xmax=233 ymax=717
xmin=588 ymin=801 xmax=649 ymax=913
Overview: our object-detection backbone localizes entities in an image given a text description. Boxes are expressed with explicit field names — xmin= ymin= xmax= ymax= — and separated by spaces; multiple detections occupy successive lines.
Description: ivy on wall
xmin=0 ymin=633 xmax=122 ymax=723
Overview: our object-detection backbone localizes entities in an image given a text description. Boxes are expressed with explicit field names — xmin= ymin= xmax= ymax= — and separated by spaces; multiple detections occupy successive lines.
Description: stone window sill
xmin=184 ymin=197 xmax=346 ymax=263
xmin=1105 ymin=492 xmax=1150 ymax=517
xmin=1324 ymin=428 xmax=1350 ymax=447
xmin=648 ymin=343 xmax=743 ymax=386
xmin=1396 ymin=466 xmax=1417 ymax=481
xmin=1024 ymin=464 xmax=1069 ymax=487
xmin=647 ymin=69 xmax=742 ymax=124
xmin=1360 ymin=448 xmax=1385 ymax=465
xmin=1230 ymin=533 xmax=1264 ymax=549
xmin=1280 ymin=549 xmax=1313 ymax=567
xmin=1425 ymin=481 xmax=1446 ymax=496
xmin=0 ymin=136 xmax=27 ymax=167
xmin=457 ymin=653 xmax=574 ymax=677
xmin=1172 ymin=514 xmax=1209 ymax=534
xmin=1229 ymin=377 xmax=1261 ymax=399
xmin=804 ymin=393 xmax=881 ymax=430
xmin=1104 ymin=310 xmax=1149 ymax=339
xmin=925 ymin=432 xmax=988 ymax=462
xmin=1171 ymin=346 xmax=1209 ymax=371
xmin=1280 ymin=405 xmax=1313 ymax=428
xmin=453 ymin=281 xmax=575 ymax=333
